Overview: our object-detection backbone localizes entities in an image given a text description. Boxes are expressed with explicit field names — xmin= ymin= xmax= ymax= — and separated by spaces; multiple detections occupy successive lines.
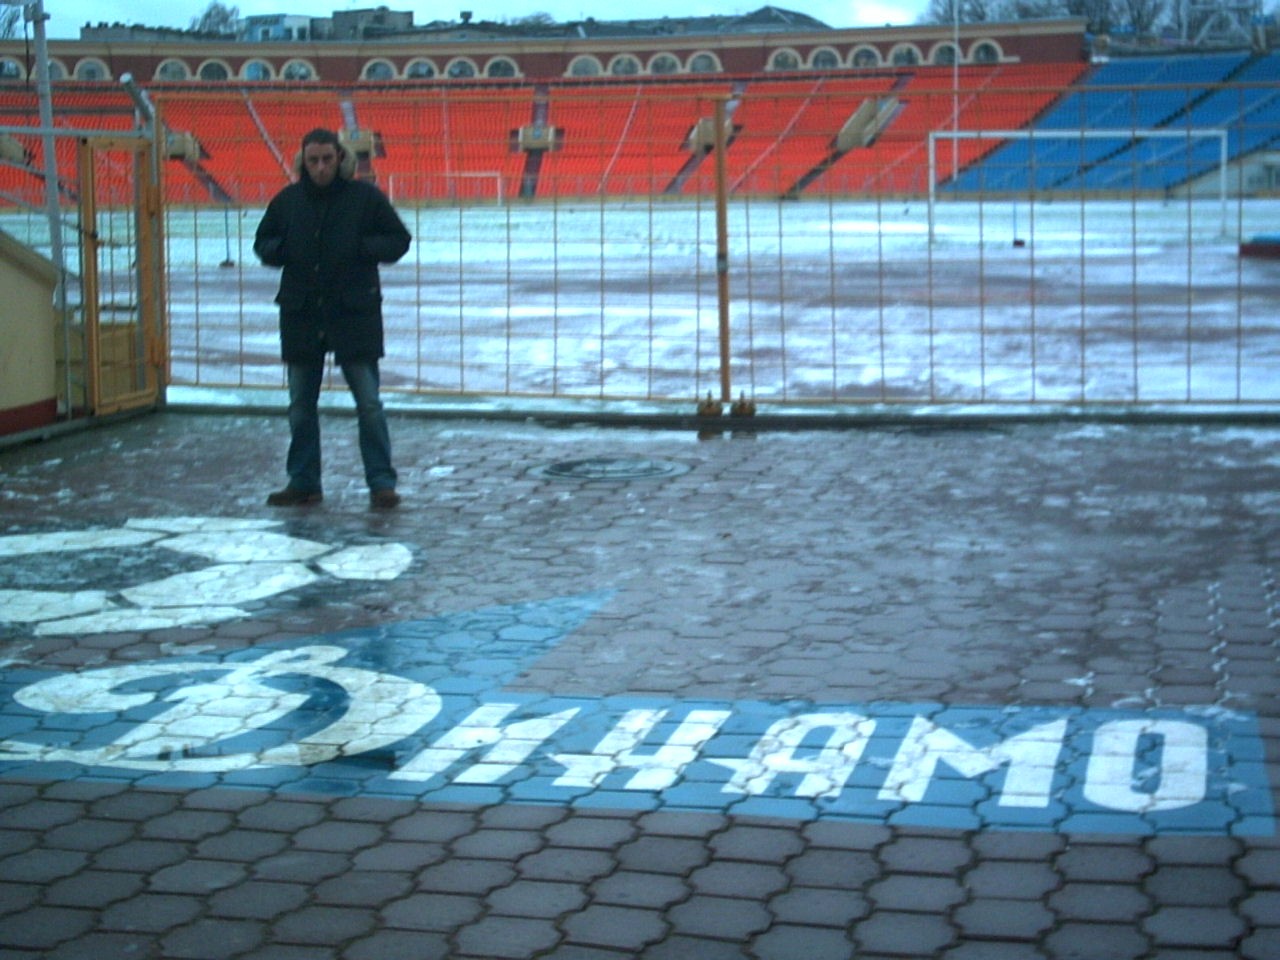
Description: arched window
xmin=609 ymin=55 xmax=641 ymax=76
xmin=446 ymin=58 xmax=478 ymax=79
xmin=74 ymin=58 xmax=111 ymax=81
xmin=568 ymin=55 xmax=603 ymax=77
xmin=281 ymin=59 xmax=316 ymax=81
xmin=648 ymin=53 xmax=680 ymax=75
xmin=485 ymin=57 xmax=518 ymax=78
xmin=687 ymin=52 xmax=720 ymax=74
xmin=198 ymin=60 xmax=231 ymax=81
xmin=0 ymin=58 xmax=24 ymax=82
xmin=241 ymin=59 xmax=275 ymax=81
xmin=406 ymin=59 xmax=436 ymax=79
xmin=889 ymin=44 xmax=921 ymax=66
xmin=363 ymin=59 xmax=396 ymax=81
xmin=852 ymin=46 xmax=880 ymax=68
xmin=972 ymin=40 xmax=1001 ymax=63
xmin=931 ymin=43 xmax=959 ymax=66
xmin=810 ymin=48 xmax=840 ymax=70
xmin=769 ymin=49 xmax=801 ymax=71
xmin=155 ymin=59 xmax=190 ymax=82
xmin=46 ymin=60 xmax=66 ymax=81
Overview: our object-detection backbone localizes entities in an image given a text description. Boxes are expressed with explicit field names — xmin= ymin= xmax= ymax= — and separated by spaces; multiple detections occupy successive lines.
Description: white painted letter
xmin=390 ymin=702 xmax=579 ymax=784
xmin=1083 ymin=719 xmax=1207 ymax=812
xmin=878 ymin=717 xmax=1067 ymax=808
xmin=552 ymin=708 xmax=732 ymax=790
xmin=711 ymin=712 xmax=875 ymax=798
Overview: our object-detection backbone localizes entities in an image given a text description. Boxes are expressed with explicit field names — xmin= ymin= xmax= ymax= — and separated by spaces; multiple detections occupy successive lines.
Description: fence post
xmin=714 ymin=96 xmax=732 ymax=404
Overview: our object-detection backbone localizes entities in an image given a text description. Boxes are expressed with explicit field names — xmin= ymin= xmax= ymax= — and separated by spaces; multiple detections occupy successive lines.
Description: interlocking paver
xmin=1054 ymin=843 xmax=1154 ymax=881
xmin=1144 ymin=865 xmax=1246 ymax=906
xmin=451 ymin=827 xmax=546 ymax=860
xmin=1143 ymin=906 xmax=1249 ymax=948
xmin=99 ymin=893 xmax=204 ymax=933
xmin=418 ymin=857 xmax=519 ymax=894
xmin=380 ymin=891 xmax=485 ymax=931
xmin=43 ymin=931 xmax=155 ymax=960
xmin=963 ymin=860 xmax=1062 ymax=900
xmin=665 ymin=894 xmax=772 ymax=940
xmin=1045 ymin=921 xmax=1152 ymax=959
xmin=953 ymin=896 xmax=1056 ymax=940
xmin=854 ymin=910 xmax=957 ymax=955
xmin=344 ymin=929 xmax=452 ymax=960
xmin=589 ymin=870 xmax=688 ymax=909
xmin=269 ymin=904 xmax=379 ymax=945
xmin=687 ymin=860 xmax=788 ymax=898
xmin=615 ymin=835 xmax=710 ymax=875
xmin=1048 ymin=881 xmax=1153 ymax=922
xmin=454 ymin=915 xmax=563 ymax=958
xmin=42 ymin=869 xmax=145 ymax=908
xmin=149 ymin=857 xmax=248 ymax=893
xmin=159 ymin=918 xmax=266 ymax=959
xmin=517 ymin=848 xmax=615 ymax=884
xmin=207 ymin=880 xmax=309 ymax=919
xmin=0 ymin=906 xmax=95 ymax=950
xmin=486 ymin=878 xmax=589 ymax=917
xmin=313 ymin=869 xmax=414 ymax=906
xmin=0 ymin=848 xmax=88 ymax=883
xmin=90 ymin=838 xmax=188 ymax=873
xmin=1 ymin=414 xmax=1279 ymax=960
xmin=752 ymin=925 xmax=857 ymax=960
xmin=868 ymin=873 xmax=967 ymax=912
xmin=785 ymin=848 xmax=881 ymax=887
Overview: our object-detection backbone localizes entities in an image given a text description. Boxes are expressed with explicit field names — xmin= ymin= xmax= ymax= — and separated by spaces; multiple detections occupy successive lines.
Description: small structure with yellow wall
xmin=0 ymin=230 xmax=58 ymax=437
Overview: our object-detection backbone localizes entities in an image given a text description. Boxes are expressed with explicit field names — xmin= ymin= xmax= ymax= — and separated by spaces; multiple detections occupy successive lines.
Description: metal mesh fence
xmin=4 ymin=75 xmax=1278 ymax=408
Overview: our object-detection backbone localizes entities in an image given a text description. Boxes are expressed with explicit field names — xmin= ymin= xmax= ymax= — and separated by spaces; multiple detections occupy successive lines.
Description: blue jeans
xmin=286 ymin=359 xmax=397 ymax=494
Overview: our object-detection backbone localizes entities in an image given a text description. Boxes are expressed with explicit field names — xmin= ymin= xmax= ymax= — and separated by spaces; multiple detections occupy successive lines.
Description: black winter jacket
xmin=254 ymin=171 xmax=411 ymax=364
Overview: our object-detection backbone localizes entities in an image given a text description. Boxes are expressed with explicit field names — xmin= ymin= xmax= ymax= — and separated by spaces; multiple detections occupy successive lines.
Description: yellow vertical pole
xmin=77 ymin=138 xmax=101 ymax=414
xmin=713 ymin=96 xmax=731 ymax=405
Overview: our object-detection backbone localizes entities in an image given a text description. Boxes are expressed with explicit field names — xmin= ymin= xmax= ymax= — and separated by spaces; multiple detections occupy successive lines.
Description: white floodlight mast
xmin=2 ymin=0 xmax=63 ymax=278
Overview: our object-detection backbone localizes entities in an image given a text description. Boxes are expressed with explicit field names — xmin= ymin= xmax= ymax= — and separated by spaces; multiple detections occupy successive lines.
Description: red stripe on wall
xmin=0 ymin=397 xmax=56 ymax=437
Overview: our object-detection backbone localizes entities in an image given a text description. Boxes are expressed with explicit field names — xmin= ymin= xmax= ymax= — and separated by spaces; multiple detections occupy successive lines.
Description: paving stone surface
xmin=0 ymin=411 xmax=1278 ymax=958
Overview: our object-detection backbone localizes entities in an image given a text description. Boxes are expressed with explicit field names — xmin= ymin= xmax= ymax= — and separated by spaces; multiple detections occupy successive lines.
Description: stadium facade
xmin=0 ymin=9 xmax=1089 ymax=84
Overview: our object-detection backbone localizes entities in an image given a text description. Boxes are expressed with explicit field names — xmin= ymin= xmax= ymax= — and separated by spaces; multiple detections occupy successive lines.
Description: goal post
xmin=383 ymin=170 xmax=505 ymax=205
xmin=927 ymin=128 xmax=1229 ymax=243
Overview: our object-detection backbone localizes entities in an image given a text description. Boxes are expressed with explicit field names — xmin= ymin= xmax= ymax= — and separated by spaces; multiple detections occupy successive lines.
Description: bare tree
xmin=1064 ymin=0 xmax=1118 ymax=33
xmin=1117 ymin=0 xmax=1166 ymax=35
xmin=1004 ymin=0 xmax=1069 ymax=17
xmin=924 ymin=0 xmax=1008 ymax=22
xmin=507 ymin=12 xmax=556 ymax=26
xmin=190 ymin=1 xmax=239 ymax=35
xmin=1 ymin=7 xmax=21 ymax=39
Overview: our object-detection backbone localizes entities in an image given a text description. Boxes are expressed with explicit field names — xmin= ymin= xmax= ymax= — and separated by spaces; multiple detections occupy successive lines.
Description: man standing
xmin=254 ymin=127 xmax=411 ymax=509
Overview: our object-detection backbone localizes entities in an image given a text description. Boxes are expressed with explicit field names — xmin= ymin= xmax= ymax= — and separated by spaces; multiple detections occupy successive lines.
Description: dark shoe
xmin=266 ymin=487 xmax=323 ymax=507
xmin=370 ymin=488 xmax=401 ymax=509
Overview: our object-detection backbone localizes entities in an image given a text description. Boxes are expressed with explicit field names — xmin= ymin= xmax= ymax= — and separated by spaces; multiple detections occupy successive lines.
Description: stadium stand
xmin=1 ymin=51 xmax=1276 ymax=205
xmin=946 ymin=52 xmax=1259 ymax=193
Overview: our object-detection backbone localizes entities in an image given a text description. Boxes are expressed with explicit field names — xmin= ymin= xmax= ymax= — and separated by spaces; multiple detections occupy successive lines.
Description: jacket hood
xmin=292 ymin=147 xmax=358 ymax=183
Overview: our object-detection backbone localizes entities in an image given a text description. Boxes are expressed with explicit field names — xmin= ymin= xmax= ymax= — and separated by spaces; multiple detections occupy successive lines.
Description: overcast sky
xmin=31 ymin=1 xmax=933 ymax=41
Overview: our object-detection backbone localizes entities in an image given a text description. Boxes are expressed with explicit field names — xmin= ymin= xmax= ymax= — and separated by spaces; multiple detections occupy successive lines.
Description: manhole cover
xmin=533 ymin=457 xmax=691 ymax=481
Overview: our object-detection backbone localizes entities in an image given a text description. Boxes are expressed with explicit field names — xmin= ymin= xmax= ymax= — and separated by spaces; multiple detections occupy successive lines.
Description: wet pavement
xmin=0 ymin=409 xmax=1278 ymax=959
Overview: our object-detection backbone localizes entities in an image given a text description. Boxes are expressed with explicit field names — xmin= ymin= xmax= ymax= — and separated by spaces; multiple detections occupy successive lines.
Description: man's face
xmin=302 ymin=142 xmax=341 ymax=187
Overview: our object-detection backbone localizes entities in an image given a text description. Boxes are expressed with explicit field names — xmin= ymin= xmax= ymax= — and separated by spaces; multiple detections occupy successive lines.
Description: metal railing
xmin=4 ymin=80 xmax=1278 ymax=411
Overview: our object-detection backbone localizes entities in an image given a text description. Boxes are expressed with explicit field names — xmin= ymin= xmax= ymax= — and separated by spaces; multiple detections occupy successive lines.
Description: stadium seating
xmin=0 ymin=52 xmax=1275 ymax=207
xmin=946 ymin=52 xmax=1259 ymax=193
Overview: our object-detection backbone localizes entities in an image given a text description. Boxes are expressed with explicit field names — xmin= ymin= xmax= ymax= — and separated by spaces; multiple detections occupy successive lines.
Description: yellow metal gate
xmin=69 ymin=135 xmax=166 ymax=416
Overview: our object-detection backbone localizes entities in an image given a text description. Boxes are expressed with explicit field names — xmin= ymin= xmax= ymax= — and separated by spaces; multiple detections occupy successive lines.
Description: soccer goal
xmin=926 ymin=128 xmax=1229 ymax=243
xmin=383 ymin=170 xmax=506 ymax=205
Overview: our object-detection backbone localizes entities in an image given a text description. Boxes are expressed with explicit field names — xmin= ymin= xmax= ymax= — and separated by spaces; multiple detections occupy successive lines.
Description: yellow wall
xmin=0 ymin=231 xmax=58 ymax=435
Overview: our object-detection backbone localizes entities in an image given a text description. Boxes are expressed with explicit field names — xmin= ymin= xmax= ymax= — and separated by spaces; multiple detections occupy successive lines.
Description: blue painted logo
xmin=0 ymin=593 xmax=1271 ymax=835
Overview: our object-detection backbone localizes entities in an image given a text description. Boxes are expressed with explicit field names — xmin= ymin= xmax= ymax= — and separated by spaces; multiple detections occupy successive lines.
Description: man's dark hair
xmin=301 ymin=128 xmax=342 ymax=152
